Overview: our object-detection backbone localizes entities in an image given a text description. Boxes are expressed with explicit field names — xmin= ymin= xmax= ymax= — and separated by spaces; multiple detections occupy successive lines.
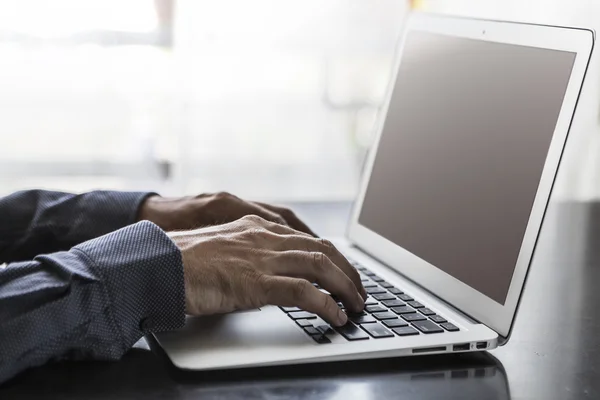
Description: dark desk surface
xmin=2 ymin=200 xmax=600 ymax=400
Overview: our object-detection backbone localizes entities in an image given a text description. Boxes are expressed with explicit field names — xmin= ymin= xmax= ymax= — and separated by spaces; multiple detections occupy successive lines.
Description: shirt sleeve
xmin=0 ymin=190 xmax=155 ymax=263
xmin=0 ymin=221 xmax=186 ymax=385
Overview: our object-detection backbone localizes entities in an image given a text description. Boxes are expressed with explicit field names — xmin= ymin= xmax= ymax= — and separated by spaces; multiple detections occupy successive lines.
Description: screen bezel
xmin=347 ymin=13 xmax=594 ymax=339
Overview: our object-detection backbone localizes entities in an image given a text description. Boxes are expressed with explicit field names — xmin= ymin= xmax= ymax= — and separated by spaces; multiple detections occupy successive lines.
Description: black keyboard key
xmin=372 ymin=311 xmax=398 ymax=320
xmin=398 ymin=294 xmax=414 ymax=301
xmin=388 ymin=288 xmax=404 ymax=295
xmin=412 ymin=320 xmax=444 ymax=334
xmin=407 ymin=301 xmax=424 ymax=309
xmin=336 ymin=323 xmax=370 ymax=340
xmin=281 ymin=306 xmax=302 ymax=313
xmin=371 ymin=276 xmax=385 ymax=282
xmin=383 ymin=319 xmax=408 ymax=328
xmin=391 ymin=306 xmax=415 ymax=315
xmin=350 ymin=314 xmax=377 ymax=324
xmin=312 ymin=334 xmax=331 ymax=344
xmin=365 ymin=297 xmax=378 ymax=305
xmin=441 ymin=322 xmax=459 ymax=332
xmin=430 ymin=315 xmax=447 ymax=324
xmin=402 ymin=313 xmax=426 ymax=322
xmin=419 ymin=308 xmax=436 ymax=316
xmin=295 ymin=319 xmax=314 ymax=327
xmin=316 ymin=324 xmax=334 ymax=335
xmin=379 ymin=281 xmax=394 ymax=288
xmin=361 ymin=323 xmax=394 ymax=338
xmin=362 ymin=281 xmax=378 ymax=288
xmin=382 ymin=299 xmax=404 ymax=308
xmin=364 ymin=271 xmax=377 ymax=277
xmin=365 ymin=305 xmax=387 ymax=313
xmin=393 ymin=326 xmax=419 ymax=336
xmin=289 ymin=311 xmax=317 ymax=320
xmin=373 ymin=293 xmax=396 ymax=301
xmin=366 ymin=286 xmax=386 ymax=294
xmin=304 ymin=326 xmax=321 ymax=335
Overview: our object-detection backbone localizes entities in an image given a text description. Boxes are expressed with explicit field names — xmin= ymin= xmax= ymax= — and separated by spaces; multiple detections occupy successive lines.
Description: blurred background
xmin=0 ymin=0 xmax=598 ymax=203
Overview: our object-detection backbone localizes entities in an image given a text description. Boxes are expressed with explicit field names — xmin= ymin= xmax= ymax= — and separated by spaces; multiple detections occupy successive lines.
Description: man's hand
xmin=168 ymin=215 xmax=366 ymax=326
xmin=139 ymin=192 xmax=316 ymax=236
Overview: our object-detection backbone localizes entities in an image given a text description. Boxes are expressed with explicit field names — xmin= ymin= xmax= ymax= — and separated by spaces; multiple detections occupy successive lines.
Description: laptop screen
xmin=358 ymin=31 xmax=576 ymax=305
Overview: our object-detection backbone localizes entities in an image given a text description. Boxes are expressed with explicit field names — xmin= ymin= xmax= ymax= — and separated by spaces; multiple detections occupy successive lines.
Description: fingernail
xmin=337 ymin=308 xmax=348 ymax=326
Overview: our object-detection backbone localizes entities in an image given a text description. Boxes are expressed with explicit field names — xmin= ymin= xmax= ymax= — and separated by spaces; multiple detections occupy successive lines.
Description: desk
xmin=2 ymin=201 xmax=599 ymax=399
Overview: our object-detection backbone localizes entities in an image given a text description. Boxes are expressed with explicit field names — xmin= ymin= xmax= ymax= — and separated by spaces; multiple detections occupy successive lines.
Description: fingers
xmin=272 ymin=250 xmax=364 ymax=313
xmin=254 ymin=202 xmax=317 ymax=236
xmin=259 ymin=275 xmax=348 ymax=326
xmin=275 ymin=235 xmax=366 ymax=300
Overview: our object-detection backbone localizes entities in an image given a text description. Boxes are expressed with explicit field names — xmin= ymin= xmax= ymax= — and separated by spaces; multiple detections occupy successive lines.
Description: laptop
xmin=153 ymin=13 xmax=594 ymax=370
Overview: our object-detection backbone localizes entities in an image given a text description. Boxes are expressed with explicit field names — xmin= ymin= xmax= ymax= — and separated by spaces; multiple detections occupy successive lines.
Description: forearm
xmin=0 ymin=221 xmax=185 ymax=385
xmin=0 ymin=190 xmax=155 ymax=262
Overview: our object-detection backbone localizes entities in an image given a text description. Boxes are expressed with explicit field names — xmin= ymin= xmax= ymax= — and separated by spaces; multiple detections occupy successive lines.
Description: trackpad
xmin=156 ymin=306 xmax=308 ymax=353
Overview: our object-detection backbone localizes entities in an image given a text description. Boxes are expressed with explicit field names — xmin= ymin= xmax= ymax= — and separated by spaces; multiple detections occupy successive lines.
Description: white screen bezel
xmin=347 ymin=13 xmax=594 ymax=338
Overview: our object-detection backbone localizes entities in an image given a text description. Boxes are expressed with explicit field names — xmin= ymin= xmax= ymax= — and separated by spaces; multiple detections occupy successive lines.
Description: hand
xmin=139 ymin=192 xmax=316 ymax=236
xmin=168 ymin=215 xmax=367 ymax=326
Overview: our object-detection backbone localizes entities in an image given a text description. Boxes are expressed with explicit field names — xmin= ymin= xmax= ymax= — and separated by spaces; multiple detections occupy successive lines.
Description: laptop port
xmin=412 ymin=346 xmax=447 ymax=354
xmin=476 ymin=342 xmax=487 ymax=349
xmin=452 ymin=343 xmax=470 ymax=352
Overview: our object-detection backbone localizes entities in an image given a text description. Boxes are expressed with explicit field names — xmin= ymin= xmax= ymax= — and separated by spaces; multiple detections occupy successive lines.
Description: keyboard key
xmin=383 ymin=319 xmax=408 ymax=328
xmin=373 ymin=293 xmax=396 ymax=301
xmin=361 ymin=323 xmax=394 ymax=338
xmin=380 ymin=281 xmax=394 ymax=288
xmin=372 ymin=312 xmax=398 ymax=320
xmin=304 ymin=326 xmax=321 ymax=335
xmin=388 ymin=288 xmax=404 ymax=295
xmin=407 ymin=301 xmax=424 ymax=309
xmin=295 ymin=319 xmax=314 ymax=328
xmin=398 ymin=294 xmax=414 ymax=301
xmin=365 ymin=297 xmax=378 ymax=305
xmin=382 ymin=299 xmax=405 ymax=308
xmin=336 ymin=323 xmax=370 ymax=340
xmin=430 ymin=315 xmax=447 ymax=324
xmin=312 ymin=335 xmax=331 ymax=344
xmin=393 ymin=326 xmax=419 ymax=336
xmin=281 ymin=306 xmax=302 ymax=313
xmin=391 ymin=306 xmax=415 ymax=315
xmin=316 ymin=325 xmax=334 ymax=335
xmin=365 ymin=305 xmax=387 ymax=313
xmin=441 ymin=322 xmax=459 ymax=332
xmin=366 ymin=286 xmax=386 ymax=295
xmin=402 ymin=313 xmax=426 ymax=322
xmin=364 ymin=271 xmax=377 ymax=277
xmin=371 ymin=276 xmax=385 ymax=282
xmin=412 ymin=320 xmax=444 ymax=334
xmin=360 ymin=276 xmax=370 ymax=283
xmin=362 ymin=281 xmax=378 ymax=288
xmin=419 ymin=308 xmax=436 ymax=316
xmin=350 ymin=314 xmax=377 ymax=324
xmin=289 ymin=311 xmax=317 ymax=320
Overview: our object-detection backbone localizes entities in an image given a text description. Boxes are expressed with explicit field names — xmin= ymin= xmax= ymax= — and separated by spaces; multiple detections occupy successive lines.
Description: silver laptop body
xmin=154 ymin=13 xmax=594 ymax=371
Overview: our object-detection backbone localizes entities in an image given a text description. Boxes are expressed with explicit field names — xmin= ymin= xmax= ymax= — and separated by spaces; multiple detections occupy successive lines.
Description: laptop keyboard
xmin=279 ymin=260 xmax=459 ymax=343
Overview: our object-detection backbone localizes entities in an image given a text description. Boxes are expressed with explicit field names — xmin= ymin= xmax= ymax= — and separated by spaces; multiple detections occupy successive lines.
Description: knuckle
xmin=318 ymin=238 xmax=334 ymax=253
xmin=292 ymin=279 xmax=311 ymax=301
xmin=312 ymin=252 xmax=327 ymax=270
xmin=214 ymin=191 xmax=233 ymax=200
xmin=241 ymin=214 xmax=265 ymax=224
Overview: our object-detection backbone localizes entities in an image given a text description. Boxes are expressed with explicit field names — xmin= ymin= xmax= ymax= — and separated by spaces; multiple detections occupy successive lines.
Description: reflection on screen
xmin=358 ymin=32 xmax=575 ymax=304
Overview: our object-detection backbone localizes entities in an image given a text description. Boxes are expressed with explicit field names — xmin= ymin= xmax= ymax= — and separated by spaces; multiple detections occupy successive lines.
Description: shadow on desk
xmin=1 ymin=347 xmax=510 ymax=400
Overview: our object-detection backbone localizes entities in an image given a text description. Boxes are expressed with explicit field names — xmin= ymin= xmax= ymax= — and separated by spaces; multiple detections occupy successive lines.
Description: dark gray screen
xmin=358 ymin=32 xmax=576 ymax=304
